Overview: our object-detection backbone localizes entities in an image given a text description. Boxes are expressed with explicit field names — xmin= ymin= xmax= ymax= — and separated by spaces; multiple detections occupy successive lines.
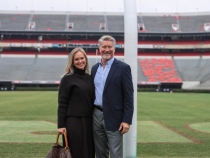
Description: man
xmin=91 ymin=35 xmax=134 ymax=158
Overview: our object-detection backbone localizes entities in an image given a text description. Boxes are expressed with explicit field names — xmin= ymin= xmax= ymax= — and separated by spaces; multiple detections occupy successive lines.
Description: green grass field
xmin=0 ymin=91 xmax=210 ymax=158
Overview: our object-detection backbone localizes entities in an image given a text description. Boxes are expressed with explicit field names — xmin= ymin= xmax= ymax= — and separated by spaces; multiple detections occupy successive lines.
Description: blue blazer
xmin=91 ymin=58 xmax=134 ymax=131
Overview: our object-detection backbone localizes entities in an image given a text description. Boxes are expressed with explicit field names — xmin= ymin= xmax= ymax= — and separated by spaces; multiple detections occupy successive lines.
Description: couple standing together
xmin=57 ymin=35 xmax=134 ymax=158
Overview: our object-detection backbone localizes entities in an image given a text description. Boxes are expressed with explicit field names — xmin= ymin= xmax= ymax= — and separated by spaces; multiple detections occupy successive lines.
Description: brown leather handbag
xmin=45 ymin=132 xmax=72 ymax=158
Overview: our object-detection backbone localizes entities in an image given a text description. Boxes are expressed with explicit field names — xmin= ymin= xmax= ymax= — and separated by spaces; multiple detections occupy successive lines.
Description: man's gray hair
xmin=98 ymin=35 xmax=116 ymax=47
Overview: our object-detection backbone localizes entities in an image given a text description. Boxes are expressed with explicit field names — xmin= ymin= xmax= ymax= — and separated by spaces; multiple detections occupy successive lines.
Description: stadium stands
xmin=0 ymin=14 xmax=30 ymax=31
xmin=68 ymin=15 xmax=105 ymax=31
xmin=158 ymin=15 xmax=178 ymax=33
xmin=174 ymin=59 xmax=210 ymax=81
xmin=106 ymin=15 xmax=124 ymax=32
xmin=139 ymin=16 xmax=162 ymax=33
xmin=28 ymin=58 xmax=67 ymax=81
xmin=1 ymin=50 xmax=37 ymax=57
xmin=137 ymin=59 xmax=148 ymax=82
xmin=1 ymin=13 xmax=210 ymax=33
xmin=1 ymin=13 xmax=210 ymax=90
xmin=0 ymin=57 xmax=35 ymax=80
xmin=138 ymin=58 xmax=182 ymax=82
xmin=178 ymin=16 xmax=195 ymax=32
xmin=197 ymin=80 xmax=210 ymax=89
xmin=30 ymin=14 xmax=66 ymax=31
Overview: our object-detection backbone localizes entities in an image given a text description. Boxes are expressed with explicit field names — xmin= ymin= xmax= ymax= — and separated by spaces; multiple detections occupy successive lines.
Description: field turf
xmin=0 ymin=91 xmax=209 ymax=158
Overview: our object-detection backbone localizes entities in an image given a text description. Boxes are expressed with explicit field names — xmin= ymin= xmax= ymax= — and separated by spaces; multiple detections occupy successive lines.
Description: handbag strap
xmin=56 ymin=132 xmax=69 ymax=148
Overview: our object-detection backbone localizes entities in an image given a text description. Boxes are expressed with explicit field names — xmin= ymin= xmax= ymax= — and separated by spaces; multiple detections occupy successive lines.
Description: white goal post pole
xmin=123 ymin=0 xmax=138 ymax=158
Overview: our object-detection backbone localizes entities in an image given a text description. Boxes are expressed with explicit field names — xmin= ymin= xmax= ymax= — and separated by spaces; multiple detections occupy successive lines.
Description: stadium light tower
xmin=123 ymin=0 xmax=137 ymax=158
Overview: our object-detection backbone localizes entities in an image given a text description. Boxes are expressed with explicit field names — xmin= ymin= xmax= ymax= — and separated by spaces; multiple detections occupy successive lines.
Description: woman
xmin=57 ymin=47 xmax=95 ymax=158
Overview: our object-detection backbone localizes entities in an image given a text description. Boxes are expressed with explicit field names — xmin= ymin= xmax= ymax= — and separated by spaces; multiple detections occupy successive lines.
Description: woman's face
xmin=73 ymin=51 xmax=86 ymax=70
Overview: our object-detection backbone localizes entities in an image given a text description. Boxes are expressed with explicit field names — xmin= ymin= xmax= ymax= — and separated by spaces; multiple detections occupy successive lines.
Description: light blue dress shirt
xmin=94 ymin=57 xmax=114 ymax=107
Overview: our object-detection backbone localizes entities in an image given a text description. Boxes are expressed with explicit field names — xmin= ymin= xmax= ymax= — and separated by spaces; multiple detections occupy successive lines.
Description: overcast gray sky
xmin=0 ymin=0 xmax=210 ymax=14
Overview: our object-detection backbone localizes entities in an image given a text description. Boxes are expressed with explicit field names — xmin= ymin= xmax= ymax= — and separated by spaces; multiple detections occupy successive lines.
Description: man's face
xmin=99 ymin=41 xmax=115 ymax=61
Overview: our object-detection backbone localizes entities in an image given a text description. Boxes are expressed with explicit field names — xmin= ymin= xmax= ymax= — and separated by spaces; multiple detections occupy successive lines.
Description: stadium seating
xmin=138 ymin=58 xmax=182 ymax=82
xmin=28 ymin=58 xmax=67 ymax=80
xmin=1 ymin=13 xmax=210 ymax=90
xmin=0 ymin=57 xmax=35 ymax=80
xmin=1 ymin=14 xmax=210 ymax=33
xmin=1 ymin=50 xmax=37 ymax=57
xmin=106 ymin=16 xmax=124 ymax=32
xmin=30 ymin=14 xmax=66 ymax=31
xmin=68 ymin=15 xmax=105 ymax=31
xmin=0 ymin=14 xmax=30 ymax=31
xmin=174 ymin=59 xmax=210 ymax=81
